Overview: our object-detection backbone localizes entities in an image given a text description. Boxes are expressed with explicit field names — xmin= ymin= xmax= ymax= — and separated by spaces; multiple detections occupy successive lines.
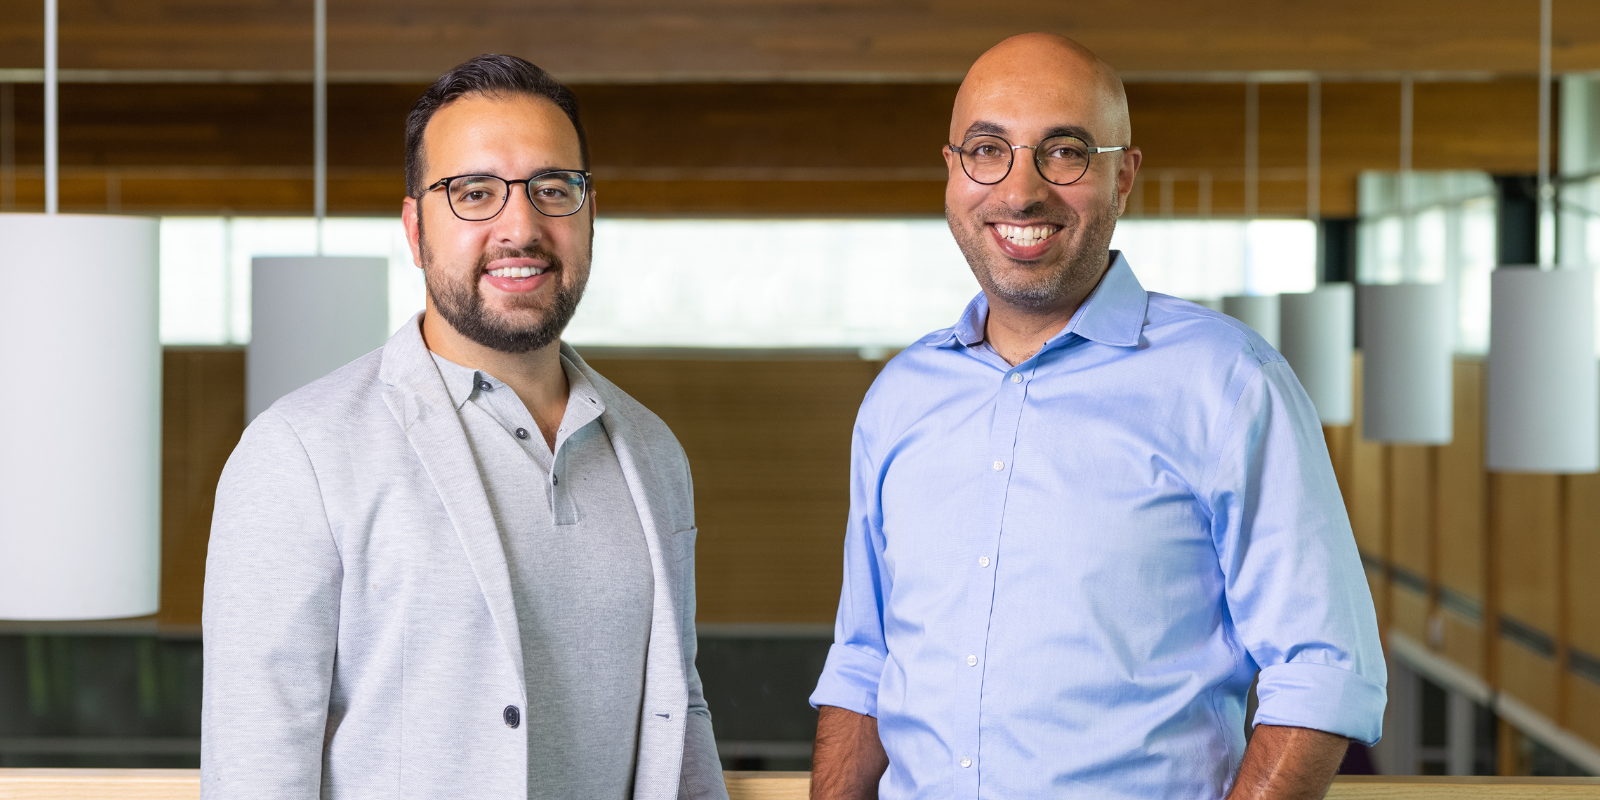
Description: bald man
xmin=808 ymin=34 xmax=1385 ymax=800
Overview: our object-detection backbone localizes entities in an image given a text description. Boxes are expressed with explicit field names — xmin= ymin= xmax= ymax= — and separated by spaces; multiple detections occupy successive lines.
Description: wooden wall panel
xmin=0 ymin=80 xmax=1541 ymax=217
xmin=158 ymin=348 xmax=246 ymax=629
xmin=1392 ymin=584 xmax=1430 ymax=645
xmin=1499 ymin=640 xmax=1562 ymax=721
xmin=1569 ymin=471 xmax=1600 ymax=661
xmin=1572 ymin=675 xmax=1600 ymax=750
xmin=1438 ymin=360 xmax=1486 ymax=602
xmin=6 ymin=0 xmax=1600 ymax=75
xmin=1348 ymin=352 xmax=1387 ymax=559
xmin=1493 ymin=474 xmax=1562 ymax=636
xmin=1442 ymin=611 xmax=1486 ymax=678
xmin=1324 ymin=425 xmax=1354 ymax=508
xmin=584 ymin=357 xmax=879 ymax=624
xmin=1388 ymin=445 xmax=1432 ymax=581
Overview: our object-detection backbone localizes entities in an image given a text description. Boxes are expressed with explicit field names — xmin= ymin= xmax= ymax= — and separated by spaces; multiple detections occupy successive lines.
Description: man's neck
xmin=982 ymin=254 xmax=1113 ymax=367
xmin=420 ymin=307 xmax=569 ymax=449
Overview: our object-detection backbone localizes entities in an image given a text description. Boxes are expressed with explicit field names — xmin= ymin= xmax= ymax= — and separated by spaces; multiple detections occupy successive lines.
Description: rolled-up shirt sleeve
xmin=810 ymin=411 xmax=890 ymax=717
xmin=1203 ymin=358 xmax=1387 ymax=745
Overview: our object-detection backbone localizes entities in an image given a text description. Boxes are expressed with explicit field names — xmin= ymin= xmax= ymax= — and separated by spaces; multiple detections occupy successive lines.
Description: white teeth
xmin=996 ymin=224 xmax=1059 ymax=247
xmin=487 ymin=266 xmax=546 ymax=278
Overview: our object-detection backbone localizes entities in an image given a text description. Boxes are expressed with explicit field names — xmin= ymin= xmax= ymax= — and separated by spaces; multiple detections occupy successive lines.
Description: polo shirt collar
xmin=931 ymin=250 xmax=1147 ymax=351
xmin=427 ymin=343 xmax=607 ymax=417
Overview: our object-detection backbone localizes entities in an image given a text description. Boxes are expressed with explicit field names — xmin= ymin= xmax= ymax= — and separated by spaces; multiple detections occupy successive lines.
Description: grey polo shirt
xmin=430 ymin=349 xmax=653 ymax=800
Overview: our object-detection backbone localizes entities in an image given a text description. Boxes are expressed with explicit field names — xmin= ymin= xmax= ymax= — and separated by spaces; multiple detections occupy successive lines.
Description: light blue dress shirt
xmin=809 ymin=254 xmax=1386 ymax=800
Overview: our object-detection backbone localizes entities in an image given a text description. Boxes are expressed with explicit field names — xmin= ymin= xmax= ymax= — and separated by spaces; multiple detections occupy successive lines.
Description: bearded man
xmin=809 ymin=34 xmax=1385 ymax=800
xmin=202 ymin=55 xmax=727 ymax=800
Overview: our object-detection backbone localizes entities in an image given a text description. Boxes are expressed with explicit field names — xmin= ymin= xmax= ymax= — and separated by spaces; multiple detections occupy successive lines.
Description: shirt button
xmin=1010 ymin=373 xmax=1022 ymax=383
xmin=515 ymin=428 xmax=529 ymax=440
xmin=960 ymin=756 xmax=972 ymax=768
xmin=478 ymin=380 xmax=492 ymax=391
xmin=978 ymin=556 xmax=990 ymax=568
xmin=966 ymin=654 xmax=978 ymax=666
xmin=552 ymin=475 xmax=559 ymax=486
xmin=503 ymin=705 xmax=520 ymax=728
xmin=992 ymin=460 xmax=1004 ymax=471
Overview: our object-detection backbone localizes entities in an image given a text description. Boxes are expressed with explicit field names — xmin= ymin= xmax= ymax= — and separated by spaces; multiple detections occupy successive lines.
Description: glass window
xmin=1356 ymin=171 xmax=1496 ymax=354
xmin=158 ymin=216 xmax=1318 ymax=348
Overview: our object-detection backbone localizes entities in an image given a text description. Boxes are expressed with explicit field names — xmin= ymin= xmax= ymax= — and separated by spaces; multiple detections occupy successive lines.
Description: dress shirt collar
xmin=933 ymin=250 xmax=1148 ymax=354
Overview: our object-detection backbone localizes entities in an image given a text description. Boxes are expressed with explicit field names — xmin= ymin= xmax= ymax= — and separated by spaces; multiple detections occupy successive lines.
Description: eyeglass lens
xmin=444 ymin=172 xmax=587 ymax=221
xmin=959 ymin=135 xmax=1094 ymax=186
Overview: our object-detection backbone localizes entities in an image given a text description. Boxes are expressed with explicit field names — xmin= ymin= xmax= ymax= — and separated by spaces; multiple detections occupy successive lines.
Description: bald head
xmin=951 ymin=33 xmax=1130 ymax=147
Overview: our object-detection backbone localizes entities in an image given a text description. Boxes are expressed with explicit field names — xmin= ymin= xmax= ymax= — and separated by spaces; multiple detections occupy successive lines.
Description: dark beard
xmin=948 ymin=192 xmax=1120 ymax=311
xmin=423 ymin=238 xmax=586 ymax=355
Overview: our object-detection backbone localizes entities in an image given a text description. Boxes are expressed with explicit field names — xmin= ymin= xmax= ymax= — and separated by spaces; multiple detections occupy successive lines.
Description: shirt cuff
xmin=1252 ymin=661 xmax=1387 ymax=746
xmin=808 ymin=643 xmax=885 ymax=717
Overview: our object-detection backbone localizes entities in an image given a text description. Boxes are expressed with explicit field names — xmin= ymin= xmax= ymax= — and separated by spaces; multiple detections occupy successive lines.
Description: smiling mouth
xmin=992 ymin=223 xmax=1062 ymax=247
xmin=485 ymin=265 xmax=547 ymax=279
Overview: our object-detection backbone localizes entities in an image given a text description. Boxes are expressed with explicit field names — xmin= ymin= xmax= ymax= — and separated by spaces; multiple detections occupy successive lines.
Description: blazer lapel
xmin=380 ymin=319 xmax=526 ymax=699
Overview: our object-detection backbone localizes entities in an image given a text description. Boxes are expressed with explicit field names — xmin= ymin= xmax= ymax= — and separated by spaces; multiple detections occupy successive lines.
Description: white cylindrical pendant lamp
xmin=1279 ymin=283 xmax=1354 ymax=425
xmin=1358 ymin=283 xmax=1453 ymax=444
xmin=1487 ymin=267 xmax=1599 ymax=473
xmin=0 ymin=214 xmax=162 ymax=619
xmin=1223 ymin=294 xmax=1281 ymax=349
xmin=249 ymin=256 xmax=390 ymax=421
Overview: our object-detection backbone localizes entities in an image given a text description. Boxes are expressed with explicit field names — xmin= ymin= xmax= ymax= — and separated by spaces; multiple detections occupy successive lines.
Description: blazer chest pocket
xmin=668 ymin=526 xmax=697 ymax=561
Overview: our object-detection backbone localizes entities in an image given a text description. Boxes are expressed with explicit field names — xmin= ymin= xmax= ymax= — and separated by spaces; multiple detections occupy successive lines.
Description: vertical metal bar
xmin=314 ymin=0 xmax=327 ymax=252
xmin=1 ymin=82 xmax=14 ymax=210
xmin=1245 ymin=80 xmax=1259 ymax=218
xmin=1308 ymin=79 xmax=1321 ymax=221
xmin=1537 ymin=0 xmax=1552 ymax=267
xmin=1399 ymin=76 xmax=1415 ymax=280
xmin=44 ymin=0 xmax=58 ymax=215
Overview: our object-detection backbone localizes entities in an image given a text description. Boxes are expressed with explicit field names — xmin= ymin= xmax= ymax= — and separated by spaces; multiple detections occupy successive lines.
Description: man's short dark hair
xmin=404 ymin=54 xmax=588 ymax=198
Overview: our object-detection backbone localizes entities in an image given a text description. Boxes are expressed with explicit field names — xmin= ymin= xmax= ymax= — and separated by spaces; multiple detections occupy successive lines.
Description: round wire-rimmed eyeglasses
xmin=423 ymin=170 xmax=592 ymax=221
xmin=949 ymin=134 xmax=1128 ymax=186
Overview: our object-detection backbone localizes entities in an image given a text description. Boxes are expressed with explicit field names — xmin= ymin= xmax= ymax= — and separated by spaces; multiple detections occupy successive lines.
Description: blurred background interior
xmin=3 ymin=0 xmax=1600 ymax=779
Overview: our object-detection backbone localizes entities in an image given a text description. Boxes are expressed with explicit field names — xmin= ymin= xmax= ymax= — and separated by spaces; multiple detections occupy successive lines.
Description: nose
xmin=992 ymin=147 xmax=1053 ymax=211
xmin=490 ymin=183 xmax=542 ymax=248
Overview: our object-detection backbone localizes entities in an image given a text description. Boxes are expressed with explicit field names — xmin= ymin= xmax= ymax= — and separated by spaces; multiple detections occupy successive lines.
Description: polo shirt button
xmin=503 ymin=705 xmax=520 ymax=728
xmin=960 ymin=756 xmax=972 ymax=768
xmin=478 ymin=380 xmax=492 ymax=391
xmin=516 ymin=428 xmax=530 ymax=440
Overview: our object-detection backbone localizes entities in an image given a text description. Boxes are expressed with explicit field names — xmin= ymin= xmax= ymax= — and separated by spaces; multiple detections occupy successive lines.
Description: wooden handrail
xmin=1 ymin=770 xmax=1599 ymax=799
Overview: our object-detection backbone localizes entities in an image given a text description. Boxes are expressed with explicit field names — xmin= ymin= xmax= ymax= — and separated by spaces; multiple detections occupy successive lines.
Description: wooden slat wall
xmin=157 ymin=348 xmax=245 ymax=630
xmin=0 ymin=79 xmax=1539 ymax=217
xmin=6 ymin=0 xmax=1600 ymax=75
xmin=1437 ymin=360 xmax=1487 ymax=677
xmin=582 ymin=357 xmax=879 ymax=624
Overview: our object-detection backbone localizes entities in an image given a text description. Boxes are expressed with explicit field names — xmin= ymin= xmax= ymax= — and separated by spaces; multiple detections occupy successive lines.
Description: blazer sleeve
xmin=202 ymin=411 xmax=343 ymax=799
xmin=675 ymin=452 xmax=730 ymax=800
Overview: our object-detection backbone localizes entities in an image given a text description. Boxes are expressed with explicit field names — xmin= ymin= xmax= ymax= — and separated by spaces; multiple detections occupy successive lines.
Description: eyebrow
xmin=960 ymin=121 xmax=1099 ymax=146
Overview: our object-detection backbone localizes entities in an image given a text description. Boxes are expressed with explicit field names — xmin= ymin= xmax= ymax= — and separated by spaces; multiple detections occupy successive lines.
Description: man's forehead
xmin=951 ymin=84 xmax=1113 ymax=141
xmin=423 ymin=94 xmax=580 ymax=171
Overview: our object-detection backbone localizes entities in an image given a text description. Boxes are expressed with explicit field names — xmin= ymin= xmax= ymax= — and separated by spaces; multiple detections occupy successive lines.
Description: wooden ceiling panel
xmin=2 ymin=0 xmax=1599 ymax=77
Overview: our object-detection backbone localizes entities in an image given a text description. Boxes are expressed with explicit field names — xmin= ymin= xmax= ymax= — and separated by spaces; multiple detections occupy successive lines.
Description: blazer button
xmin=503 ymin=705 xmax=520 ymax=728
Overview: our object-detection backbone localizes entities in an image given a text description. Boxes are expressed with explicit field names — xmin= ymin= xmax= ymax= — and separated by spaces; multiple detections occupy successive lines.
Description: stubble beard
xmin=419 ymin=222 xmax=591 ymax=355
xmin=948 ymin=191 xmax=1121 ymax=312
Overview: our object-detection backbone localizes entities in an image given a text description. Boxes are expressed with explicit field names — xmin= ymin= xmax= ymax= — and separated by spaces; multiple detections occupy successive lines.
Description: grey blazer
xmin=201 ymin=315 xmax=727 ymax=800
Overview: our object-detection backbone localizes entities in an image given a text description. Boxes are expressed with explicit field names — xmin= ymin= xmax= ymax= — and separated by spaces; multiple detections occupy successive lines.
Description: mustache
xmin=475 ymin=244 xmax=564 ymax=273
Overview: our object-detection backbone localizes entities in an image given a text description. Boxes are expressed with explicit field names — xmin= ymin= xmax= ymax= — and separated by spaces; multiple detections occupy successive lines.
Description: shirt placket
xmin=952 ymin=361 xmax=1030 ymax=798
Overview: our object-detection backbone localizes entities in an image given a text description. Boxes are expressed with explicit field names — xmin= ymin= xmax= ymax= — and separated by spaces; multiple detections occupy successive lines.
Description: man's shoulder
xmin=1143 ymin=292 xmax=1284 ymax=370
xmin=250 ymin=347 xmax=390 ymax=445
